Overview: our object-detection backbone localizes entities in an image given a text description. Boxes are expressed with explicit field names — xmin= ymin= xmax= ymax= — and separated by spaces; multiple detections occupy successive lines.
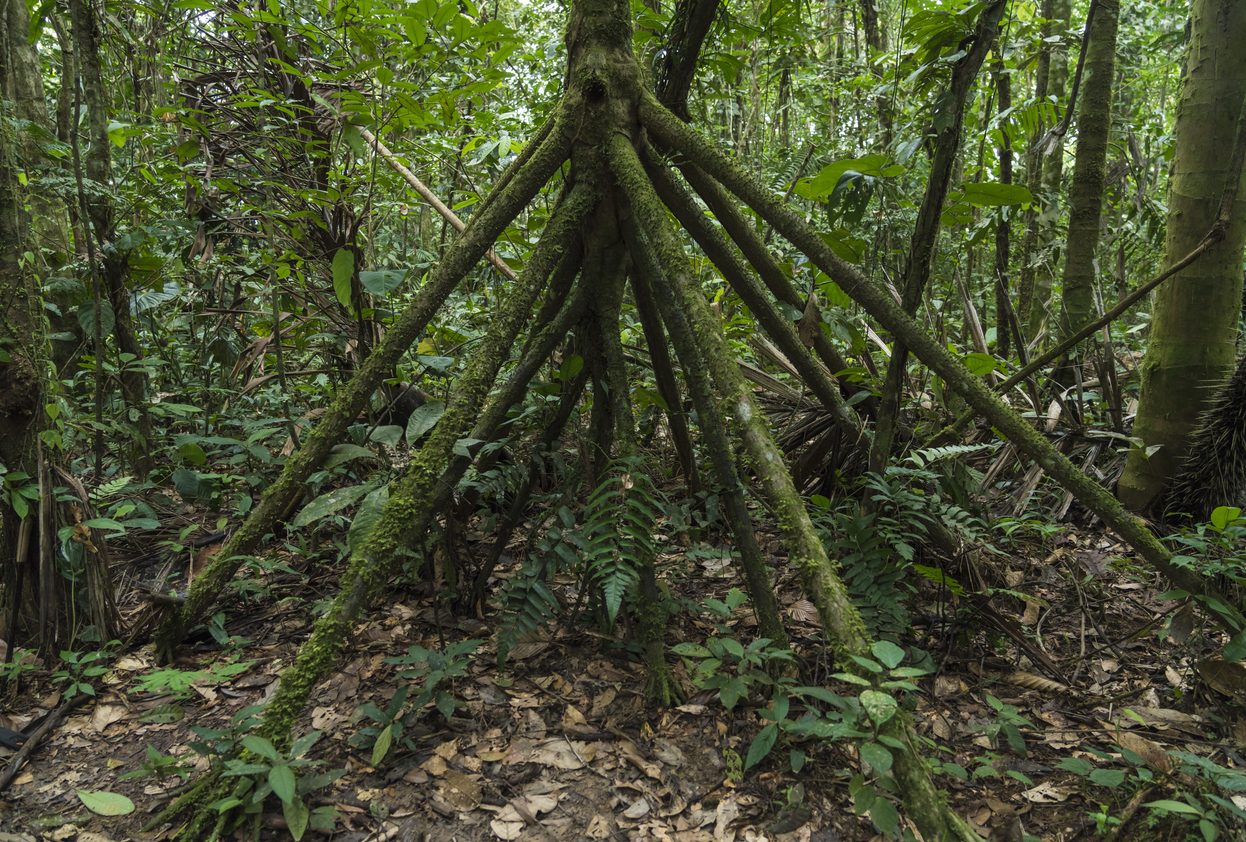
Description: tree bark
xmin=0 ymin=2 xmax=51 ymax=642
xmin=1118 ymin=0 xmax=1246 ymax=512
xmin=68 ymin=0 xmax=154 ymax=475
xmin=1023 ymin=0 xmax=1071 ymax=339
xmin=1053 ymin=0 xmax=1118 ymax=380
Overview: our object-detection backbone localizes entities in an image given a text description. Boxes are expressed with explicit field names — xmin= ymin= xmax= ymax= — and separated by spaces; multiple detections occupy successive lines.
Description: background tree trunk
xmin=1027 ymin=0 xmax=1071 ymax=341
xmin=1053 ymin=0 xmax=1118 ymax=380
xmin=0 ymin=1 xmax=51 ymax=639
xmin=1118 ymin=0 xmax=1246 ymax=512
xmin=69 ymin=0 xmax=153 ymax=476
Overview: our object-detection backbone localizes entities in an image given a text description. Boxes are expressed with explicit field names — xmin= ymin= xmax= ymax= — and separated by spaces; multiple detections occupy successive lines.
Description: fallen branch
xmin=0 ymin=694 xmax=89 ymax=792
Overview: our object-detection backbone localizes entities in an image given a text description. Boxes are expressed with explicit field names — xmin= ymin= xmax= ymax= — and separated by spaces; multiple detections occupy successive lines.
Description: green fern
xmin=582 ymin=457 xmax=664 ymax=628
xmin=495 ymin=505 xmax=580 ymax=664
xmin=495 ymin=457 xmax=666 ymax=662
xmin=903 ymin=442 xmax=997 ymax=469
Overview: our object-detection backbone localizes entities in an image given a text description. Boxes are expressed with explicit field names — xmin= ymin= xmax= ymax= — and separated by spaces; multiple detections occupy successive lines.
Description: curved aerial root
xmin=608 ymin=132 xmax=982 ymax=842
xmin=638 ymin=94 xmax=1244 ymax=630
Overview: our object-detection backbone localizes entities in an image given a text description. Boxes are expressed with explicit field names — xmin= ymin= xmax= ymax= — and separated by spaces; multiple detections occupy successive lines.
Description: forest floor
xmin=0 ymin=514 xmax=1238 ymax=841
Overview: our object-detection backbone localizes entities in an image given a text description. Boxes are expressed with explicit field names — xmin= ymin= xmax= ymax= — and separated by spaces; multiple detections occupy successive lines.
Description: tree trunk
xmin=69 ymin=0 xmax=153 ymax=476
xmin=0 ymin=2 xmax=51 ymax=641
xmin=1023 ymin=0 xmax=1071 ymax=339
xmin=1118 ymin=0 xmax=1246 ymax=512
xmin=1053 ymin=0 xmax=1118 ymax=378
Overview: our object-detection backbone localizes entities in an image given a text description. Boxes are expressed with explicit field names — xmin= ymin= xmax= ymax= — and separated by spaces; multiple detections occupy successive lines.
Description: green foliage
xmin=0 ymin=464 xmax=40 ymax=521
xmin=0 ymin=648 xmax=39 ymax=683
xmin=1057 ymin=738 xmax=1246 ymax=840
xmin=52 ymin=643 xmax=119 ymax=699
xmin=351 ymin=639 xmax=480 ymax=766
xmin=1165 ymin=506 xmax=1246 ymax=652
xmin=189 ymin=708 xmax=341 ymax=841
xmin=496 ymin=456 xmax=667 ymax=662
xmin=583 ymin=458 xmax=664 ymax=628
xmin=132 ymin=658 xmax=254 ymax=699
xmin=120 ymin=745 xmax=194 ymax=782
xmin=811 ymin=447 xmax=992 ymax=638
xmin=676 ymin=614 xmax=934 ymax=839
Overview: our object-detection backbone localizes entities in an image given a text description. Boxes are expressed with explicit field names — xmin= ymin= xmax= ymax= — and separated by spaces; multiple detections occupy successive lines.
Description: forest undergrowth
xmin=3 ymin=443 xmax=1245 ymax=842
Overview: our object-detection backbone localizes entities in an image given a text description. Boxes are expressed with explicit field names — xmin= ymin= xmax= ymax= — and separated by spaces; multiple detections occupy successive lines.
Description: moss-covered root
xmin=646 ymin=159 xmax=864 ymax=440
xmin=425 ymin=253 xmax=589 ymax=522
xmin=149 ymin=771 xmax=235 ymax=841
xmin=257 ymin=182 xmax=596 ymax=743
xmin=675 ymin=160 xmax=868 ymax=405
xmin=154 ymin=106 xmax=577 ymax=661
xmin=626 ymin=223 xmax=788 ymax=646
xmin=608 ymin=133 xmax=979 ymax=842
xmin=884 ymin=715 xmax=983 ymax=842
xmin=659 ymin=159 xmax=992 ymax=590
xmin=639 ymin=95 xmax=1245 ymax=631
xmin=168 ymin=186 xmax=597 ymax=839
xmin=629 ymin=267 xmax=701 ymax=493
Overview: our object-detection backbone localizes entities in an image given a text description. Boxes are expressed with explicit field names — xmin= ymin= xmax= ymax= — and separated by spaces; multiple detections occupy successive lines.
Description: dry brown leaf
xmin=591 ymin=687 xmax=618 ymax=718
xmin=89 ymin=703 xmax=127 ymax=731
xmin=1006 ymin=671 xmax=1068 ymax=695
xmin=623 ymin=796 xmax=652 ymax=820
xmin=616 ymin=740 xmax=662 ymax=779
xmin=1114 ymin=731 xmax=1172 ymax=773
xmin=506 ymin=737 xmax=596 ymax=770
xmin=1199 ymin=659 xmax=1246 ymax=700
xmin=785 ymin=599 xmax=819 ymax=625
xmin=1169 ymin=603 xmax=1196 ymax=644
xmin=436 ymin=770 xmax=482 ymax=811
xmin=1021 ymin=781 xmax=1070 ymax=803
xmin=586 ymin=815 xmax=614 ymax=839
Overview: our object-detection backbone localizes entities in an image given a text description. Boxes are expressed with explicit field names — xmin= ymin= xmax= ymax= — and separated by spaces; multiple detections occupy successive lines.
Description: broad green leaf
xmin=349 ymin=486 xmax=390 ymax=554
xmin=556 ymin=354 xmax=584 ymax=381
xmin=324 ymin=444 xmax=378 ymax=469
xmin=871 ymin=640 xmax=905 ymax=670
xmin=797 ymin=154 xmax=904 ymax=201
xmin=370 ymin=425 xmax=404 ymax=447
xmin=1089 ymin=768 xmax=1127 ymax=787
xmin=405 ymin=400 xmax=445 ymax=442
xmin=372 ymin=723 xmax=394 ymax=766
xmin=77 ymin=300 xmax=115 ymax=338
xmin=1145 ymin=800 xmax=1202 ymax=815
xmin=858 ymin=740 xmax=893 ymax=773
xmin=241 ymin=734 xmax=280 ymax=761
xmin=859 ymin=689 xmax=898 ymax=725
xmin=671 ymin=642 xmax=712 ymax=658
xmin=745 ymin=723 xmax=778 ymax=771
xmin=1057 ymin=757 xmax=1094 ymax=776
xmin=359 ymin=269 xmax=406 ymax=298
xmin=284 ymin=795 xmax=310 ymax=841
xmin=1211 ymin=506 xmax=1241 ymax=531
xmin=178 ymin=441 xmax=207 ymax=466
xmin=869 ymin=797 xmax=900 ymax=835
xmin=331 ymin=248 xmax=355 ymax=310
xmin=1225 ymin=629 xmax=1246 ymax=663
xmin=77 ymin=790 xmax=135 ymax=816
xmin=291 ymin=484 xmax=371 ymax=528
xmin=963 ymin=352 xmax=998 ymax=376
xmin=269 ymin=764 xmax=296 ymax=804
xmin=960 ymin=181 xmax=1033 ymax=207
